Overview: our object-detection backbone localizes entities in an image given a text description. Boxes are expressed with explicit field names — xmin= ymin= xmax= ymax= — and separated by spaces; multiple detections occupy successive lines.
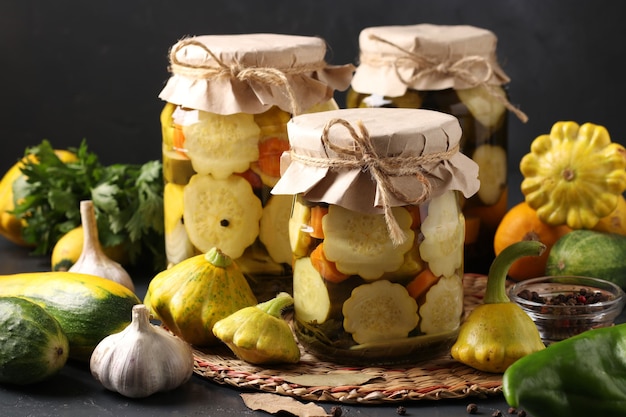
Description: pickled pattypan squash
xmin=342 ymin=280 xmax=418 ymax=344
xmin=418 ymin=273 xmax=464 ymax=334
xmin=183 ymin=174 xmax=262 ymax=260
xmin=419 ymin=190 xmax=465 ymax=277
xmin=450 ymin=241 xmax=546 ymax=373
xmin=212 ymin=292 xmax=300 ymax=365
xmin=322 ymin=205 xmax=414 ymax=281
xmin=520 ymin=121 xmax=626 ymax=230
xmin=182 ymin=111 xmax=260 ymax=179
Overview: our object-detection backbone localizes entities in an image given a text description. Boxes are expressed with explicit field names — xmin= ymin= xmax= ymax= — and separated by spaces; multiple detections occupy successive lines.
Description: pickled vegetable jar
xmin=346 ymin=24 xmax=528 ymax=273
xmin=272 ymin=107 xmax=480 ymax=365
xmin=158 ymin=34 xmax=354 ymax=299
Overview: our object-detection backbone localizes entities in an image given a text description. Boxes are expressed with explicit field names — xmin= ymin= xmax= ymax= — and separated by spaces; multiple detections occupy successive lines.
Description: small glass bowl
xmin=509 ymin=275 xmax=626 ymax=344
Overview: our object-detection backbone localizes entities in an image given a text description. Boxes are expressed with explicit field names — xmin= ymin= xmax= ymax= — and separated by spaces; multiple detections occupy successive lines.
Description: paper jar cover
xmin=272 ymin=107 xmax=480 ymax=215
xmin=159 ymin=33 xmax=355 ymax=115
xmin=351 ymin=24 xmax=510 ymax=97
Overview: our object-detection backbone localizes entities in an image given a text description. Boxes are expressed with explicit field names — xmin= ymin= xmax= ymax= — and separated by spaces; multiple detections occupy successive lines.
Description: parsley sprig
xmin=11 ymin=139 xmax=165 ymax=269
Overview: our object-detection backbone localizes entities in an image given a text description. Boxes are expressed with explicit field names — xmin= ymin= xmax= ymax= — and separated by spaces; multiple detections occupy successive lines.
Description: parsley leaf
xmin=11 ymin=139 xmax=165 ymax=269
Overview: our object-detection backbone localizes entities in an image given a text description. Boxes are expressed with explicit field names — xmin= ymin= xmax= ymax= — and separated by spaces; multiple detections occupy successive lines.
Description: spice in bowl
xmin=509 ymin=275 xmax=626 ymax=344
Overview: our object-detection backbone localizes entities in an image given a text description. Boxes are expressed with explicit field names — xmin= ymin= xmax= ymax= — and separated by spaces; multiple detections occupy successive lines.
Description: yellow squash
xmin=144 ymin=247 xmax=257 ymax=347
xmin=212 ymin=292 xmax=300 ymax=365
xmin=592 ymin=194 xmax=626 ymax=235
xmin=451 ymin=241 xmax=546 ymax=373
xmin=0 ymin=149 xmax=77 ymax=246
xmin=520 ymin=121 xmax=626 ymax=229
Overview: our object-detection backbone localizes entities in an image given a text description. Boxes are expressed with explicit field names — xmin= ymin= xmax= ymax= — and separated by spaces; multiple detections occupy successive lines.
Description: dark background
xmin=2 ymin=0 xmax=625 ymax=206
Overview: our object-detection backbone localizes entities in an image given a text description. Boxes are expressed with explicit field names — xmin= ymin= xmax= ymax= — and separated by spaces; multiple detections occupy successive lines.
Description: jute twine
xmin=364 ymin=34 xmax=528 ymax=123
xmin=168 ymin=38 xmax=327 ymax=115
xmin=289 ymin=118 xmax=459 ymax=245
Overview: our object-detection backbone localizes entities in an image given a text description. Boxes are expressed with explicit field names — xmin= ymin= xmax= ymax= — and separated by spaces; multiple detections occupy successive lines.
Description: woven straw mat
xmin=193 ymin=274 xmax=505 ymax=404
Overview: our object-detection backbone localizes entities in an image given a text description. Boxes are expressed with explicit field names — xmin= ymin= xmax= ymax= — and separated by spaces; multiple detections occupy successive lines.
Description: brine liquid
xmin=290 ymin=191 xmax=465 ymax=365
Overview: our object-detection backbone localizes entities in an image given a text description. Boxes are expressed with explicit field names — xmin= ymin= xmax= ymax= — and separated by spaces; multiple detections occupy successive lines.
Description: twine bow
xmin=168 ymin=38 xmax=326 ymax=116
xmin=289 ymin=118 xmax=459 ymax=246
xmin=367 ymin=34 xmax=528 ymax=123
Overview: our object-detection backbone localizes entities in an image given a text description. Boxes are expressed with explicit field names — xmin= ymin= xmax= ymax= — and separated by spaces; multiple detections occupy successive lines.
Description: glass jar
xmin=346 ymin=24 xmax=528 ymax=274
xmin=158 ymin=34 xmax=354 ymax=300
xmin=272 ymin=107 xmax=480 ymax=365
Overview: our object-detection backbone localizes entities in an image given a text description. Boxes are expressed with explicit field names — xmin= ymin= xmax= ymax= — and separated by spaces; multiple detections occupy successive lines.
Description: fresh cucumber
xmin=0 ymin=272 xmax=140 ymax=361
xmin=546 ymin=230 xmax=626 ymax=290
xmin=0 ymin=297 xmax=69 ymax=385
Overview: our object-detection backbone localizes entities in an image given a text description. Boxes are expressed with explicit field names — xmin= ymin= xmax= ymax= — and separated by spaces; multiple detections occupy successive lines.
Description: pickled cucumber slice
xmin=293 ymin=256 xmax=331 ymax=324
xmin=183 ymin=174 xmax=262 ymax=259
xmin=160 ymin=102 xmax=176 ymax=147
xmin=457 ymin=85 xmax=507 ymax=129
xmin=164 ymin=182 xmax=195 ymax=264
xmin=342 ymin=280 xmax=418 ymax=344
xmin=288 ymin=198 xmax=313 ymax=258
xmin=259 ymin=194 xmax=293 ymax=265
xmin=162 ymin=146 xmax=195 ymax=185
xmin=418 ymin=190 xmax=464 ymax=278
xmin=418 ymin=274 xmax=463 ymax=334
xmin=182 ymin=111 xmax=261 ymax=179
xmin=322 ymin=205 xmax=414 ymax=280
xmin=472 ymin=144 xmax=507 ymax=205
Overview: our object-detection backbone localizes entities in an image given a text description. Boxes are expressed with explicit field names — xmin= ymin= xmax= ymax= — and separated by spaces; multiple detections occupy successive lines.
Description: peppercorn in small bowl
xmin=509 ymin=275 xmax=626 ymax=344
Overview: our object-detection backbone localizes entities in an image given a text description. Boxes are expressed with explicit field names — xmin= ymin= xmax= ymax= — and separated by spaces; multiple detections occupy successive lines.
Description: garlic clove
xmin=90 ymin=304 xmax=194 ymax=398
xmin=68 ymin=200 xmax=135 ymax=293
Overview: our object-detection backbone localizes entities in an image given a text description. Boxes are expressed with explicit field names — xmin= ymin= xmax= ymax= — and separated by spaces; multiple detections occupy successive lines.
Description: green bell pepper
xmin=503 ymin=323 xmax=626 ymax=417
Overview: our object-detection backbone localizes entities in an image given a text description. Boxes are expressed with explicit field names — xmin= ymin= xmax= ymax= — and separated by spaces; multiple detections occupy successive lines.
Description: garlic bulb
xmin=90 ymin=304 xmax=194 ymax=398
xmin=69 ymin=200 xmax=135 ymax=292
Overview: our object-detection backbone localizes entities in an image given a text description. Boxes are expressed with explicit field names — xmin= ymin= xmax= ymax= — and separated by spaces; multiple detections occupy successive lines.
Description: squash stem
xmin=484 ymin=241 xmax=546 ymax=304
xmin=257 ymin=292 xmax=294 ymax=318
xmin=204 ymin=247 xmax=232 ymax=268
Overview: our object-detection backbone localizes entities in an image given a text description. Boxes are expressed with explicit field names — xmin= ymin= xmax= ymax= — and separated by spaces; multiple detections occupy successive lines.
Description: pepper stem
xmin=484 ymin=240 xmax=546 ymax=304
xmin=256 ymin=292 xmax=294 ymax=318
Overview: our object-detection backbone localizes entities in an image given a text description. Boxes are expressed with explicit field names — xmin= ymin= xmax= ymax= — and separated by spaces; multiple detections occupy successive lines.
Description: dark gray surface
xmin=0 ymin=238 xmax=520 ymax=417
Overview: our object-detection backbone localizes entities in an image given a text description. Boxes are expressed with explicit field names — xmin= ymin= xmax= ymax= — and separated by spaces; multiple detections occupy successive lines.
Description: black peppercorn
xmin=329 ymin=405 xmax=342 ymax=417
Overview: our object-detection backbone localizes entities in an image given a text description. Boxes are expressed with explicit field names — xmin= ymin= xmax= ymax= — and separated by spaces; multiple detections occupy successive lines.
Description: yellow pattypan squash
xmin=212 ymin=292 xmax=300 ymax=365
xmin=144 ymin=247 xmax=257 ymax=347
xmin=520 ymin=121 xmax=626 ymax=229
xmin=451 ymin=241 xmax=546 ymax=373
